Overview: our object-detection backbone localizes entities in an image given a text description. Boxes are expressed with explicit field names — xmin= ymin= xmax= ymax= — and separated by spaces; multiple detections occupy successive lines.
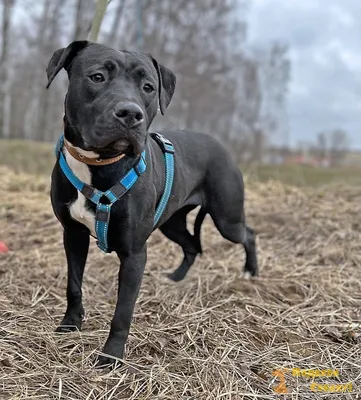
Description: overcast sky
xmin=248 ymin=0 xmax=361 ymax=149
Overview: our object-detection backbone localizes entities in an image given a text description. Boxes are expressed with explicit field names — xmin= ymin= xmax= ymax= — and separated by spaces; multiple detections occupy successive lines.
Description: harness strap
xmin=95 ymin=203 xmax=111 ymax=252
xmin=55 ymin=133 xmax=175 ymax=253
xmin=151 ymin=133 xmax=175 ymax=226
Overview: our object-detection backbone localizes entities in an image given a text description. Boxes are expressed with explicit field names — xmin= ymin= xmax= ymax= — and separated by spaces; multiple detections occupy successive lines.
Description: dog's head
xmin=46 ymin=41 xmax=176 ymax=156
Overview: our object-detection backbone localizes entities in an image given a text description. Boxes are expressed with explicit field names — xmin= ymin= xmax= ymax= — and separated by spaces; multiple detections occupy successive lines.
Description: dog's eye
xmin=143 ymin=83 xmax=154 ymax=93
xmin=89 ymin=73 xmax=105 ymax=83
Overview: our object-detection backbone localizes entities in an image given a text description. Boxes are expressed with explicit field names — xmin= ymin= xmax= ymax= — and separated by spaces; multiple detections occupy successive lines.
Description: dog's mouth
xmin=83 ymin=137 xmax=144 ymax=158
xmin=79 ymin=122 xmax=147 ymax=157
xmin=83 ymin=138 xmax=129 ymax=155
xmin=105 ymin=138 xmax=131 ymax=153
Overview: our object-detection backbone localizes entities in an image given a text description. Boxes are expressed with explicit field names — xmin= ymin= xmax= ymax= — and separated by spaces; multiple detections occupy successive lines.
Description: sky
xmin=248 ymin=0 xmax=361 ymax=149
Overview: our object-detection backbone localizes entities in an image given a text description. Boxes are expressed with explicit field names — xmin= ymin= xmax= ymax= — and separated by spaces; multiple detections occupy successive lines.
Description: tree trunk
xmin=39 ymin=0 xmax=63 ymax=141
xmin=88 ymin=0 xmax=108 ymax=42
xmin=73 ymin=0 xmax=85 ymax=40
xmin=107 ymin=0 xmax=126 ymax=46
xmin=34 ymin=0 xmax=51 ymax=140
xmin=0 ymin=0 xmax=15 ymax=138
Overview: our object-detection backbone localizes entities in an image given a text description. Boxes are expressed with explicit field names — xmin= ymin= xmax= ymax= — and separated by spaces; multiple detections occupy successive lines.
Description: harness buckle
xmin=134 ymin=164 xmax=141 ymax=176
xmin=151 ymin=132 xmax=175 ymax=154
xmin=81 ymin=184 xmax=95 ymax=199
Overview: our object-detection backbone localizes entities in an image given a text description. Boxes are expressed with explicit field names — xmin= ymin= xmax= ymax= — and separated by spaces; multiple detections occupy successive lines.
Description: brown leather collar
xmin=63 ymin=139 xmax=126 ymax=166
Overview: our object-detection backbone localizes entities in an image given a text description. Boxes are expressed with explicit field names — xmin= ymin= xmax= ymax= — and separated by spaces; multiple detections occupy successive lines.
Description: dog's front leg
xmin=96 ymin=246 xmax=147 ymax=368
xmin=55 ymin=226 xmax=89 ymax=332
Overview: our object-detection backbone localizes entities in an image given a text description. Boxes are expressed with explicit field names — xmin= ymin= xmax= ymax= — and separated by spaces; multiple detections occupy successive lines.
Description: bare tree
xmin=73 ymin=0 xmax=85 ymax=40
xmin=316 ymin=131 xmax=327 ymax=160
xmin=255 ymin=42 xmax=290 ymax=144
xmin=0 ymin=0 xmax=15 ymax=138
xmin=1 ymin=0 xmax=291 ymax=166
xmin=137 ymin=0 xmax=251 ymax=136
xmin=329 ymin=129 xmax=349 ymax=166
xmin=88 ymin=0 xmax=108 ymax=41
xmin=313 ymin=129 xmax=350 ymax=166
xmin=107 ymin=0 xmax=126 ymax=46
xmin=72 ymin=0 xmax=98 ymax=41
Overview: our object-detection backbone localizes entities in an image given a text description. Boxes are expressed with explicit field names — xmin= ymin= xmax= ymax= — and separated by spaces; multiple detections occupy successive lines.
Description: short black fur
xmin=47 ymin=41 xmax=258 ymax=368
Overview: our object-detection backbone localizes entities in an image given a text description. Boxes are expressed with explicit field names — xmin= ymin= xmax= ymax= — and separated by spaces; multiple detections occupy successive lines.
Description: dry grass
xmin=1 ymin=164 xmax=361 ymax=399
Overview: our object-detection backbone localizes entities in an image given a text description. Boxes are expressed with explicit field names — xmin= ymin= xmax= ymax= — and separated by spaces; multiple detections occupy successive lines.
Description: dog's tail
xmin=194 ymin=207 xmax=207 ymax=254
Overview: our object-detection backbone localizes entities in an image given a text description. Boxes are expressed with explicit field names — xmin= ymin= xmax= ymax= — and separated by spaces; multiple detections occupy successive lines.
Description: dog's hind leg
xmin=242 ymin=225 xmax=258 ymax=278
xmin=211 ymin=216 xmax=259 ymax=278
xmin=204 ymin=158 xmax=259 ymax=278
xmin=160 ymin=206 xmax=206 ymax=282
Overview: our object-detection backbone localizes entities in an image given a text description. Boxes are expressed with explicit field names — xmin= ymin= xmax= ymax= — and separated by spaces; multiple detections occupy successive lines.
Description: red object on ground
xmin=0 ymin=242 xmax=9 ymax=253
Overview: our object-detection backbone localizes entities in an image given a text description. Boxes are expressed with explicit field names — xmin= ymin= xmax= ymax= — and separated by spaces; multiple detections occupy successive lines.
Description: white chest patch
xmin=64 ymin=148 xmax=97 ymax=237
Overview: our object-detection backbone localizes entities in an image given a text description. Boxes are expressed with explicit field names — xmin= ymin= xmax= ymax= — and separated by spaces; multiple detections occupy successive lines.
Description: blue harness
xmin=55 ymin=133 xmax=175 ymax=253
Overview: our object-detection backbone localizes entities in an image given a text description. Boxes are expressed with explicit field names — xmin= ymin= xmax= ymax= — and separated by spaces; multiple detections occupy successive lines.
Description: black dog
xmin=46 ymin=41 xmax=258 ymax=368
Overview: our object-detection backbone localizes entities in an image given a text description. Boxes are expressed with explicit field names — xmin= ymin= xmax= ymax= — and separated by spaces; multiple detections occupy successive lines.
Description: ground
xmin=0 ymin=140 xmax=360 ymax=399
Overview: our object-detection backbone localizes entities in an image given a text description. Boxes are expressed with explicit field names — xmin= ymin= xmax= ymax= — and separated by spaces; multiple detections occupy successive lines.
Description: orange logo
xmin=272 ymin=368 xmax=350 ymax=394
xmin=272 ymin=369 xmax=288 ymax=393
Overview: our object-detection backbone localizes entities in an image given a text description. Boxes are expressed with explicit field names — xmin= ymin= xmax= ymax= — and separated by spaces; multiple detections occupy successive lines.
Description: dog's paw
xmin=94 ymin=354 xmax=122 ymax=370
xmin=55 ymin=317 xmax=82 ymax=333
xmin=167 ymin=271 xmax=186 ymax=282
xmin=55 ymin=324 xmax=81 ymax=333
xmin=241 ymin=271 xmax=252 ymax=280
xmin=240 ymin=270 xmax=259 ymax=280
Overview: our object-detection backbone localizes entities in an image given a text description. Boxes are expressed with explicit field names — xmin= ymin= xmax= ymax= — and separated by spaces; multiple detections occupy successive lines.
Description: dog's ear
xmin=150 ymin=56 xmax=176 ymax=115
xmin=46 ymin=40 xmax=89 ymax=88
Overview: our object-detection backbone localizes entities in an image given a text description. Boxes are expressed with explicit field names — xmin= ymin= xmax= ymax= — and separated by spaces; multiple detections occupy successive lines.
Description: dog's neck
xmin=63 ymin=117 xmax=88 ymax=151
xmin=63 ymin=119 xmax=144 ymax=192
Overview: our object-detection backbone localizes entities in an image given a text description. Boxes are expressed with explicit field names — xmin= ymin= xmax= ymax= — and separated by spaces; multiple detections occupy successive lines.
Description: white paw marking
xmin=242 ymin=271 xmax=252 ymax=280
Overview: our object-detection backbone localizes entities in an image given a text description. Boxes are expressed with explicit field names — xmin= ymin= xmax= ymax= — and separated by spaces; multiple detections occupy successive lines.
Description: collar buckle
xmin=151 ymin=132 xmax=175 ymax=154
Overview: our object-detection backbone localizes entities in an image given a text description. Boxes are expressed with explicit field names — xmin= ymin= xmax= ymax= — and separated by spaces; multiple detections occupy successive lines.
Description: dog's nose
xmin=114 ymin=102 xmax=144 ymax=127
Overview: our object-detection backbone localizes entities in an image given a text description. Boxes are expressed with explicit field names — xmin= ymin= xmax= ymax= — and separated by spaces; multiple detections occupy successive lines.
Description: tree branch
xmin=88 ymin=0 xmax=108 ymax=42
